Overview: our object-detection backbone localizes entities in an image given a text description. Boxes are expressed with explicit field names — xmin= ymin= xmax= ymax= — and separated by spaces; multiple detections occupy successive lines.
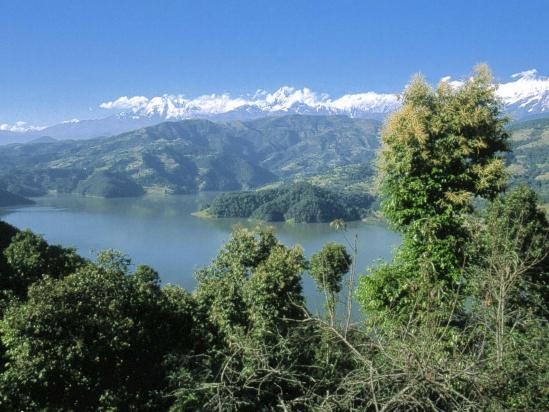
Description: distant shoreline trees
xmin=203 ymin=182 xmax=374 ymax=223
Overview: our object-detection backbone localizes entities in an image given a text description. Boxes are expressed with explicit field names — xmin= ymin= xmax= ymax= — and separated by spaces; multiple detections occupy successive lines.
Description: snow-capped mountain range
xmin=1 ymin=69 xmax=549 ymax=144
xmin=99 ymin=87 xmax=401 ymax=121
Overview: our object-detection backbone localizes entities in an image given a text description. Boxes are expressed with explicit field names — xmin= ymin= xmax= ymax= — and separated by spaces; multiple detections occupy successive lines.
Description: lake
xmin=0 ymin=194 xmax=400 ymax=314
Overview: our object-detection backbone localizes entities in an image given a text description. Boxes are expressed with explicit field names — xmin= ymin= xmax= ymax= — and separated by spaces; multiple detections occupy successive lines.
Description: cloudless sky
xmin=1 ymin=0 xmax=548 ymax=125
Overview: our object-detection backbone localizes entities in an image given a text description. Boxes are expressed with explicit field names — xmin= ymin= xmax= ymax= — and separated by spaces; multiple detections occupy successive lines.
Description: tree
xmin=0 ymin=258 xmax=194 ymax=411
xmin=3 ymin=230 xmax=85 ymax=298
xmin=181 ymin=227 xmax=314 ymax=410
xmin=0 ymin=221 xmax=19 ymax=310
xmin=358 ymin=65 xmax=509 ymax=318
xmin=309 ymin=242 xmax=351 ymax=326
xmin=465 ymin=186 xmax=549 ymax=410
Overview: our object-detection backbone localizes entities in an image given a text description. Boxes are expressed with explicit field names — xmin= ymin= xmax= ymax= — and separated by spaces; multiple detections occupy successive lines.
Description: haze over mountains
xmin=2 ymin=69 xmax=549 ymax=144
xmin=0 ymin=112 xmax=546 ymax=205
xmin=0 ymin=115 xmax=380 ymax=197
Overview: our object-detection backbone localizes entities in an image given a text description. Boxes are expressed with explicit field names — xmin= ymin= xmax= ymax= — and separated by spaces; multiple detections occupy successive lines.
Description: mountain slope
xmin=0 ymin=115 xmax=381 ymax=198
xmin=506 ymin=116 xmax=549 ymax=203
xmin=0 ymin=189 xmax=34 ymax=207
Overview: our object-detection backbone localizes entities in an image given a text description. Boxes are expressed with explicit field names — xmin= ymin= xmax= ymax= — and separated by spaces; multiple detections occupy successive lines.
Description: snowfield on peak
xmin=97 ymin=69 xmax=549 ymax=122
xmin=2 ymin=69 xmax=549 ymax=144
xmin=497 ymin=70 xmax=549 ymax=114
xmin=99 ymin=86 xmax=401 ymax=120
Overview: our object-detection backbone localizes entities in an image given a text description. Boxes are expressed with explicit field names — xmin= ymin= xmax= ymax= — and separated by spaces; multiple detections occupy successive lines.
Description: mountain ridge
xmin=0 ymin=115 xmax=380 ymax=197
xmin=3 ymin=70 xmax=549 ymax=144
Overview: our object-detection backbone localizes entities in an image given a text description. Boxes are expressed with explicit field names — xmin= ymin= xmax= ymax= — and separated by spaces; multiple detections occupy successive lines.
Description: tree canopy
xmin=358 ymin=65 xmax=511 ymax=318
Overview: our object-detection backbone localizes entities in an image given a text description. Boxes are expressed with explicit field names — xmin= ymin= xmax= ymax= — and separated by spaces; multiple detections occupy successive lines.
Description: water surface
xmin=0 ymin=194 xmax=400 ymax=314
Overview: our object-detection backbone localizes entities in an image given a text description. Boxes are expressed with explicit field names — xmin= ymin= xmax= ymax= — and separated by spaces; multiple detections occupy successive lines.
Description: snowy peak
xmin=99 ymin=86 xmax=400 ymax=121
xmin=98 ymin=70 xmax=549 ymax=122
xmin=3 ymin=69 xmax=549 ymax=145
xmin=497 ymin=69 xmax=549 ymax=116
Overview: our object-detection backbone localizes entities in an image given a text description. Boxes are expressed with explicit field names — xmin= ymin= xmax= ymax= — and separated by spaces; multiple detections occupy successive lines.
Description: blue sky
xmin=1 ymin=0 xmax=548 ymax=125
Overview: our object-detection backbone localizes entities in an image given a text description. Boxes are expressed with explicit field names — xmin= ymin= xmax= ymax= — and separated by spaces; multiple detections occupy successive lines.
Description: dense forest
xmin=202 ymin=183 xmax=374 ymax=223
xmin=0 ymin=66 xmax=547 ymax=411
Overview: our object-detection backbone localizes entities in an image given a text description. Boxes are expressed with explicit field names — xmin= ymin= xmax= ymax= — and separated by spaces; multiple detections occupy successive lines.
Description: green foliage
xmin=296 ymin=162 xmax=377 ymax=194
xmin=178 ymin=227 xmax=316 ymax=409
xmin=2 ymin=230 xmax=85 ymax=298
xmin=358 ymin=65 xmax=510 ymax=317
xmin=482 ymin=185 xmax=548 ymax=305
xmin=0 ymin=115 xmax=380 ymax=198
xmin=464 ymin=186 xmax=549 ymax=410
xmin=205 ymin=182 xmax=374 ymax=223
xmin=380 ymin=65 xmax=508 ymax=230
xmin=0 ymin=260 xmax=194 ymax=411
xmin=506 ymin=116 xmax=549 ymax=204
xmin=0 ymin=221 xmax=19 ymax=274
xmin=0 ymin=200 xmax=547 ymax=410
xmin=310 ymin=243 xmax=351 ymax=296
xmin=195 ymin=227 xmax=305 ymax=338
xmin=245 ymin=244 xmax=307 ymax=339
xmin=309 ymin=243 xmax=351 ymax=324
xmin=95 ymin=249 xmax=132 ymax=274
xmin=75 ymin=170 xmax=145 ymax=198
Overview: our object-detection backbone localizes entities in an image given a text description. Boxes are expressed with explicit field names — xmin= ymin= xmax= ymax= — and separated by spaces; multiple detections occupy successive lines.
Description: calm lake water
xmin=0 ymin=194 xmax=400 ymax=314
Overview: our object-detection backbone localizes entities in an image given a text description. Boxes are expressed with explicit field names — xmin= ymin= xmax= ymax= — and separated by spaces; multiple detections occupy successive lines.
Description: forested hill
xmin=0 ymin=113 xmax=547 ymax=203
xmin=0 ymin=115 xmax=380 ymax=198
xmin=507 ymin=116 xmax=549 ymax=203
xmin=0 ymin=189 xmax=34 ymax=207
xmin=201 ymin=183 xmax=374 ymax=223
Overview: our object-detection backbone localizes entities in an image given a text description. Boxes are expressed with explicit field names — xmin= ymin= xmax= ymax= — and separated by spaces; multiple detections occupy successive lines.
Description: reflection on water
xmin=0 ymin=194 xmax=400 ymax=316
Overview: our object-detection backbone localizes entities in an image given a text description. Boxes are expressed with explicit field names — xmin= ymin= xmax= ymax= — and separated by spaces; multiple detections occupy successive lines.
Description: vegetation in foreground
xmin=0 ymin=65 xmax=547 ymax=411
xmin=201 ymin=182 xmax=374 ymax=223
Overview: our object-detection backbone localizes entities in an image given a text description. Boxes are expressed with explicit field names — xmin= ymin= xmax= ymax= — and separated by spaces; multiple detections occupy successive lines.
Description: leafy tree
xmin=179 ymin=227 xmax=314 ymax=410
xmin=358 ymin=65 xmax=509 ymax=318
xmin=95 ymin=248 xmax=132 ymax=275
xmin=244 ymin=243 xmax=307 ymax=340
xmin=194 ymin=227 xmax=277 ymax=337
xmin=309 ymin=242 xmax=351 ymax=326
xmin=2 ymin=230 xmax=85 ymax=298
xmin=465 ymin=186 xmax=549 ymax=410
xmin=0 ymin=258 xmax=194 ymax=411
xmin=0 ymin=221 xmax=19 ymax=303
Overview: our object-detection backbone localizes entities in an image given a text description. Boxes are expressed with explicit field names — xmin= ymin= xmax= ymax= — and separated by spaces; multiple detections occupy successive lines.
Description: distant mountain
xmin=0 ymin=189 xmax=34 ymax=207
xmin=506 ymin=116 xmax=549 ymax=203
xmin=497 ymin=70 xmax=549 ymax=119
xmin=0 ymin=115 xmax=380 ymax=198
xmin=3 ymin=70 xmax=548 ymax=145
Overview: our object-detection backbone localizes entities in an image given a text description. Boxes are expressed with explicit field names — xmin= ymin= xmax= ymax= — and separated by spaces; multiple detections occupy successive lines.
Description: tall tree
xmin=309 ymin=242 xmax=351 ymax=326
xmin=358 ymin=65 xmax=509 ymax=318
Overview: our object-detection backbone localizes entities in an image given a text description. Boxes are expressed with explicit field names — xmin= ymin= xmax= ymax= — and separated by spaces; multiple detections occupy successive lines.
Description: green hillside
xmin=507 ymin=117 xmax=549 ymax=203
xmin=0 ymin=115 xmax=380 ymax=198
xmin=202 ymin=182 xmax=374 ymax=223
xmin=0 ymin=189 xmax=34 ymax=207
xmin=1 ymin=113 xmax=546 ymax=205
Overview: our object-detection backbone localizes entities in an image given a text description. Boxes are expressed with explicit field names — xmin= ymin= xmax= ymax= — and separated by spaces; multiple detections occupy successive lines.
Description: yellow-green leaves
xmin=359 ymin=65 xmax=510 ymax=318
